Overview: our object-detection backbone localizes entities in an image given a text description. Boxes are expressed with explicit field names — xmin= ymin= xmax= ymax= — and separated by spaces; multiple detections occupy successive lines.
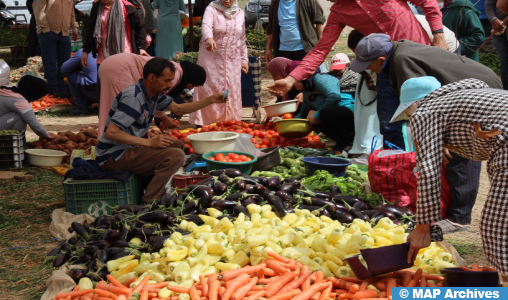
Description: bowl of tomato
xmin=203 ymin=151 xmax=258 ymax=174
xmin=275 ymin=119 xmax=311 ymax=139
xmin=186 ymin=132 xmax=240 ymax=155
xmin=262 ymin=100 xmax=298 ymax=117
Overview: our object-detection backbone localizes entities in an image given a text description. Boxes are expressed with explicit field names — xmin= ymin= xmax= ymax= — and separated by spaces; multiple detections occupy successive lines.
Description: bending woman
xmin=268 ymin=57 xmax=303 ymax=103
xmin=400 ymin=77 xmax=508 ymax=276
xmin=0 ymin=76 xmax=57 ymax=140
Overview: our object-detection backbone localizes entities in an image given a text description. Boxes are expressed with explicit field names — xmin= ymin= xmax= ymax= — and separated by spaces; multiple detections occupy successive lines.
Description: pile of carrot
xmin=31 ymin=95 xmax=70 ymax=111
xmin=52 ymin=252 xmax=457 ymax=300
xmin=460 ymin=263 xmax=497 ymax=272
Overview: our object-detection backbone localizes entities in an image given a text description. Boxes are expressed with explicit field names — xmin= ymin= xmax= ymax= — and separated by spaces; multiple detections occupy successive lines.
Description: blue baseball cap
xmin=350 ymin=33 xmax=394 ymax=73
xmin=390 ymin=76 xmax=442 ymax=123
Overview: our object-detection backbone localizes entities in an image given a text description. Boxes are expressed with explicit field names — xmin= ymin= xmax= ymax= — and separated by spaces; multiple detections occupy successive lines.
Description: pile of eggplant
xmin=46 ymin=168 xmax=415 ymax=284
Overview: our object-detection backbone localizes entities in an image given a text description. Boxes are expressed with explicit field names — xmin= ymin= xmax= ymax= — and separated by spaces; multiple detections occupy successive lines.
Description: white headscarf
xmin=210 ymin=0 xmax=239 ymax=18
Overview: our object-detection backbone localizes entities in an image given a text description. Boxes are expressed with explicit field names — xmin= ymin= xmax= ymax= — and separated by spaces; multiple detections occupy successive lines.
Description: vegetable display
xmin=0 ymin=130 xmax=20 ymax=135
xmin=30 ymin=95 xmax=71 ymax=111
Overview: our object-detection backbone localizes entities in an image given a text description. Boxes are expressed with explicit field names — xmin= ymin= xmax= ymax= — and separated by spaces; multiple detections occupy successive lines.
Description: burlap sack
xmin=40 ymin=266 xmax=75 ymax=300
xmin=49 ymin=208 xmax=94 ymax=240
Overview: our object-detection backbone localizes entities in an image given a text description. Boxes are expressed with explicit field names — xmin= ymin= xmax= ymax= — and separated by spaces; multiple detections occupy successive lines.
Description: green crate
xmin=63 ymin=175 xmax=142 ymax=217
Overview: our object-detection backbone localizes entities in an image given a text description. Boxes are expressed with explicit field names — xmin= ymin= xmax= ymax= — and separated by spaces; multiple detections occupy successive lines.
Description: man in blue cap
xmin=350 ymin=33 xmax=502 ymax=235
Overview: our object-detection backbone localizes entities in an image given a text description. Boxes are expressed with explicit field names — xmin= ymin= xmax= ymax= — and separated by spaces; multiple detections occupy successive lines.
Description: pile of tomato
xmin=167 ymin=118 xmax=325 ymax=154
xmin=207 ymin=152 xmax=253 ymax=163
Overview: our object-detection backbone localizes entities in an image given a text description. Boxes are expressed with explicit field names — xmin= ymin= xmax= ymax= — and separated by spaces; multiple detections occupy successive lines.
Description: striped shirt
xmin=95 ymin=79 xmax=172 ymax=165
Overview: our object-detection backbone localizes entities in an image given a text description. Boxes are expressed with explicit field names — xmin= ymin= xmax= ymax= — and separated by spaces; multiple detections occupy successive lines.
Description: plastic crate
xmin=0 ymin=159 xmax=23 ymax=169
xmin=173 ymin=175 xmax=210 ymax=192
xmin=0 ymin=131 xmax=26 ymax=147
xmin=0 ymin=152 xmax=24 ymax=161
xmin=63 ymin=175 xmax=142 ymax=217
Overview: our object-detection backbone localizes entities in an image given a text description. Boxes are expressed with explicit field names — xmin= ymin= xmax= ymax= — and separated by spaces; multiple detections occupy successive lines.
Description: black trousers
xmin=445 ymin=152 xmax=481 ymax=225
xmin=27 ymin=14 xmax=38 ymax=58
xmin=276 ymin=49 xmax=307 ymax=61
xmin=314 ymin=106 xmax=355 ymax=148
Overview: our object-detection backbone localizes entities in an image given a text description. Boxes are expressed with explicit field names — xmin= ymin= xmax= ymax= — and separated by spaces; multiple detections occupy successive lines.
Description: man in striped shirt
xmin=96 ymin=57 xmax=227 ymax=203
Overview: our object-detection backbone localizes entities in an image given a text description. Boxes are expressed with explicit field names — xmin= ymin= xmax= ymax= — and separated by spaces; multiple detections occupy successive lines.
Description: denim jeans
xmin=376 ymin=71 xmax=405 ymax=150
xmin=38 ymin=31 xmax=71 ymax=94
xmin=493 ymin=34 xmax=508 ymax=90
xmin=67 ymin=72 xmax=96 ymax=110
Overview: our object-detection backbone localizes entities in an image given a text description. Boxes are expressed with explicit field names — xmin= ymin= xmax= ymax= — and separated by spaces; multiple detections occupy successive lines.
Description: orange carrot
xmin=73 ymin=286 xmax=81 ymax=292
xmin=139 ymin=290 xmax=149 ymax=300
xmin=418 ymin=277 xmax=427 ymax=288
xmin=251 ymin=286 xmax=264 ymax=291
xmin=268 ymin=289 xmax=300 ymax=300
xmin=359 ymin=282 xmax=369 ymax=291
xmin=107 ymin=275 xmax=127 ymax=289
xmin=327 ymin=278 xmax=347 ymax=289
xmin=472 ymin=263 xmax=480 ymax=271
xmin=376 ymin=282 xmax=386 ymax=291
xmin=124 ymin=277 xmax=137 ymax=288
xmin=219 ymin=264 xmax=266 ymax=281
xmin=406 ymin=269 xmax=423 ymax=287
xmin=94 ymin=289 xmax=119 ymax=299
xmin=143 ymin=288 xmax=163 ymax=294
xmin=200 ymin=275 xmax=208 ymax=296
xmin=263 ymin=268 xmax=276 ymax=277
xmin=258 ymin=268 xmax=266 ymax=279
xmin=344 ymin=282 xmax=356 ymax=291
xmin=353 ymin=290 xmax=378 ymax=299
xmin=386 ymin=278 xmax=396 ymax=298
xmin=222 ymin=273 xmax=251 ymax=300
xmin=348 ymin=284 xmax=359 ymax=294
xmin=396 ymin=270 xmax=444 ymax=281
xmin=302 ymin=277 xmax=311 ymax=291
xmin=147 ymin=293 xmax=158 ymax=300
xmin=167 ymin=286 xmax=191 ymax=293
xmin=291 ymin=282 xmax=331 ymax=300
xmin=96 ymin=296 xmax=114 ymax=300
xmin=401 ymin=272 xmax=412 ymax=287
xmin=427 ymin=281 xmax=437 ymax=287
xmin=209 ymin=279 xmax=221 ymax=300
xmin=340 ymin=277 xmax=363 ymax=284
xmin=318 ymin=284 xmax=333 ymax=300
xmin=379 ymin=291 xmax=387 ymax=298
xmin=116 ymin=296 xmax=126 ymax=300
xmin=315 ymin=272 xmax=324 ymax=284
xmin=482 ymin=266 xmax=497 ymax=272
xmin=338 ymin=293 xmax=355 ymax=299
xmin=277 ymin=269 xmax=312 ymax=295
xmin=96 ymin=282 xmax=131 ymax=295
xmin=436 ymin=282 xmax=444 ymax=287
xmin=310 ymin=273 xmax=318 ymax=281
xmin=259 ymin=276 xmax=281 ymax=285
xmin=208 ymin=274 xmax=219 ymax=284
xmin=129 ymin=275 xmax=151 ymax=298
xmin=245 ymin=290 xmax=265 ymax=300
xmin=64 ymin=297 xmax=71 ymax=300
xmin=189 ymin=287 xmax=200 ymax=300
xmin=219 ymin=286 xmax=226 ymax=299
xmin=145 ymin=282 xmax=169 ymax=289
xmin=334 ymin=289 xmax=348 ymax=294
xmin=267 ymin=252 xmax=291 ymax=263
xmin=170 ymin=296 xmax=179 ymax=300
xmin=357 ymin=298 xmax=389 ymax=300
xmin=231 ymin=277 xmax=258 ymax=300
xmin=56 ymin=290 xmax=94 ymax=299
xmin=311 ymin=292 xmax=321 ymax=300
xmin=265 ymin=270 xmax=299 ymax=297
xmin=266 ymin=260 xmax=287 ymax=275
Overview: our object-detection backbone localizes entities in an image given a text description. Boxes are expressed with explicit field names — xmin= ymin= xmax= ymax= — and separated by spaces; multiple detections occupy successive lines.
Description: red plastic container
xmin=173 ymin=175 xmax=210 ymax=192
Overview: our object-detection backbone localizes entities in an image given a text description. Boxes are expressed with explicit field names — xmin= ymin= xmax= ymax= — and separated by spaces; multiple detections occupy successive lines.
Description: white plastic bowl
xmin=262 ymin=100 xmax=298 ymax=117
xmin=187 ymin=132 xmax=239 ymax=155
xmin=25 ymin=149 xmax=66 ymax=167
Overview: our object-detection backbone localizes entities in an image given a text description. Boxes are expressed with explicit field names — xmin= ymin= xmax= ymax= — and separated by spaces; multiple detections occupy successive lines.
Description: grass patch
xmin=446 ymin=239 xmax=483 ymax=256
xmin=35 ymin=107 xmax=99 ymax=118
xmin=0 ymin=167 xmax=65 ymax=299
xmin=479 ymin=52 xmax=501 ymax=76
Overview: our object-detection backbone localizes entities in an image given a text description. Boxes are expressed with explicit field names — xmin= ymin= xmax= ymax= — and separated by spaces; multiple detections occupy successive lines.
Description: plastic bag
xmin=40 ymin=266 xmax=76 ymax=300
xmin=49 ymin=208 xmax=94 ymax=240
xmin=0 ymin=59 xmax=10 ymax=86
xmin=376 ymin=150 xmax=407 ymax=158
xmin=234 ymin=134 xmax=263 ymax=157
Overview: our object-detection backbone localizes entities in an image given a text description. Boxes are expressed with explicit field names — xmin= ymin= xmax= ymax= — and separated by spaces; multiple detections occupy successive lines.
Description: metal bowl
xmin=275 ymin=119 xmax=311 ymax=139
xmin=251 ymin=146 xmax=281 ymax=172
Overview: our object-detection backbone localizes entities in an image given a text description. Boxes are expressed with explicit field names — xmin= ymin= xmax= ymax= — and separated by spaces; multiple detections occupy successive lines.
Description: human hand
xmin=492 ymin=18 xmax=505 ymax=33
xmin=295 ymin=92 xmax=303 ymax=106
xmin=443 ymin=147 xmax=453 ymax=164
xmin=432 ymin=32 xmax=449 ymax=50
xmin=72 ymin=30 xmax=79 ymax=41
xmin=407 ymin=224 xmax=432 ymax=263
xmin=149 ymin=135 xmax=174 ymax=148
xmin=161 ymin=116 xmax=180 ymax=130
xmin=307 ymin=110 xmax=321 ymax=129
xmin=139 ymin=49 xmax=149 ymax=56
xmin=46 ymin=133 xmax=59 ymax=140
xmin=209 ymin=92 xmax=228 ymax=104
xmin=268 ymin=77 xmax=297 ymax=97
xmin=241 ymin=63 xmax=249 ymax=74
xmin=205 ymin=38 xmax=217 ymax=52
xmin=264 ymin=48 xmax=272 ymax=62
xmin=81 ymin=52 xmax=88 ymax=68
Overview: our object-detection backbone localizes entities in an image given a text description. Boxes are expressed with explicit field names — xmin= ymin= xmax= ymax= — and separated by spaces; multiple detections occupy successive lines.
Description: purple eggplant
xmin=109 ymin=252 xmax=131 ymax=260
xmin=198 ymin=190 xmax=213 ymax=209
xmin=352 ymin=201 xmax=368 ymax=211
xmin=167 ymin=192 xmax=178 ymax=207
xmin=182 ymin=201 xmax=198 ymax=215
xmin=211 ymin=200 xmax=237 ymax=210
xmin=258 ymin=177 xmax=268 ymax=186
xmin=233 ymin=205 xmax=250 ymax=217
xmin=83 ymin=245 xmax=99 ymax=256
xmin=113 ymin=215 xmax=127 ymax=224
xmin=283 ymin=177 xmax=298 ymax=183
xmin=53 ymin=252 xmax=70 ymax=268
xmin=158 ymin=192 xmax=171 ymax=205
xmin=225 ymin=193 xmax=243 ymax=201
xmin=236 ymin=180 xmax=246 ymax=190
xmin=92 ymin=215 xmax=105 ymax=228
xmin=393 ymin=220 xmax=402 ymax=226
xmin=185 ymin=215 xmax=205 ymax=225
xmin=242 ymin=198 xmax=257 ymax=207
xmin=60 ymin=243 xmax=70 ymax=251
xmin=71 ymin=222 xmax=89 ymax=239
xmin=371 ymin=211 xmax=389 ymax=224
xmin=101 ymin=216 xmax=113 ymax=225
xmin=68 ymin=227 xmax=74 ymax=234
xmin=72 ymin=242 xmax=84 ymax=251
xmin=342 ymin=200 xmax=370 ymax=221
xmin=331 ymin=210 xmax=354 ymax=223
xmin=107 ymin=247 xmax=126 ymax=256
xmin=94 ymin=240 xmax=110 ymax=249
xmin=68 ymin=237 xmax=78 ymax=245
xmin=362 ymin=210 xmax=380 ymax=217
xmin=218 ymin=174 xmax=230 ymax=183
xmin=130 ymin=227 xmax=154 ymax=237
xmin=210 ymin=169 xmax=243 ymax=177
xmin=298 ymin=205 xmax=321 ymax=211
xmin=117 ymin=205 xmax=146 ymax=213
xmin=136 ymin=208 xmax=150 ymax=215
xmin=194 ymin=176 xmax=214 ymax=187
xmin=333 ymin=195 xmax=363 ymax=206
xmin=94 ymin=250 xmax=108 ymax=265
xmin=105 ymin=230 xmax=121 ymax=243
xmin=70 ymin=268 xmax=86 ymax=283
xmin=304 ymin=197 xmax=339 ymax=212
xmin=331 ymin=185 xmax=341 ymax=195
xmin=136 ymin=220 xmax=148 ymax=228
xmin=246 ymin=195 xmax=262 ymax=203
xmin=242 ymin=176 xmax=265 ymax=185
xmin=213 ymin=182 xmax=228 ymax=195
xmin=320 ymin=209 xmax=332 ymax=218
xmin=266 ymin=195 xmax=287 ymax=217
xmin=99 ymin=230 xmax=110 ymax=241
xmin=267 ymin=176 xmax=281 ymax=190
xmin=139 ymin=211 xmax=169 ymax=223
xmin=379 ymin=210 xmax=396 ymax=220
xmin=47 ymin=247 xmax=61 ymax=257
xmin=276 ymin=191 xmax=297 ymax=204
xmin=245 ymin=184 xmax=255 ymax=193
xmin=185 ymin=209 xmax=199 ymax=215
xmin=310 ymin=191 xmax=333 ymax=199
xmin=199 ymin=209 xmax=209 ymax=215
xmin=112 ymin=241 xmax=130 ymax=248
xmin=167 ymin=213 xmax=176 ymax=225
xmin=174 ymin=228 xmax=192 ymax=236
xmin=73 ymin=254 xmax=91 ymax=265
xmin=252 ymin=184 xmax=265 ymax=196
xmin=217 ymin=215 xmax=235 ymax=221
xmin=147 ymin=235 xmax=172 ymax=252
xmin=375 ymin=204 xmax=413 ymax=218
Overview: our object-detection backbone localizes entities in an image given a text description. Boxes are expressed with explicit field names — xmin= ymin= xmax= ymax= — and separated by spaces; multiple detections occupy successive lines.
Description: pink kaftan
xmin=97 ymin=53 xmax=183 ymax=139
xmin=189 ymin=6 xmax=248 ymax=126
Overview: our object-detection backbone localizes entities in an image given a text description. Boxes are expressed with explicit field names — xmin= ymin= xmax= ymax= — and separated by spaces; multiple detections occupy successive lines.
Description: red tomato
xmin=258 ymin=131 xmax=266 ymax=138
xmin=261 ymin=145 xmax=268 ymax=149
xmin=299 ymin=142 xmax=308 ymax=148
xmin=235 ymin=130 xmax=243 ymax=134
xmin=242 ymin=123 xmax=249 ymax=128
xmin=215 ymin=153 xmax=225 ymax=160
xmin=169 ymin=135 xmax=178 ymax=139
xmin=283 ymin=113 xmax=293 ymax=119
xmin=189 ymin=129 xmax=197 ymax=133
xmin=265 ymin=134 xmax=272 ymax=139
xmin=208 ymin=157 xmax=216 ymax=161
xmin=227 ymin=153 xmax=239 ymax=159
xmin=286 ymin=142 xmax=294 ymax=147
xmin=201 ymin=125 xmax=210 ymax=132
xmin=238 ymin=155 xmax=247 ymax=161
xmin=254 ymin=144 xmax=261 ymax=149
xmin=250 ymin=138 xmax=256 ymax=143
xmin=253 ymin=130 xmax=259 ymax=137
xmin=244 ymin=157 xmax=252 ymax=161
xmin=262 ymin=139 xmax=271 ymax=146
xmin=188 ymin=147 xmax=194 ymax=154
xmin=217 ymin=121 xmax=224 ymax=126
xmin=181 ymin=137 xmax=189 ymax=143
xmin=266 ymin=121 xmax=274 ymax=128
xmin=171 ymin=130 xmax=180 ymax=137
xmin=232 ymin=159 xmax=241 ymax=163
xmin=236 ymin=121 xmax=243 ymax=126
xmin=249 ymin=123 xmax=255 ymax=128
xmin=219 ymin=158 xmax=228 ymax=162
xmin=272 ymin=133 xmax=280 ymax=139
xmin=227 ymin=119 xmax=236 ymax=126
xmin=267 ymin=130 xmax=275 ymax=135
xmin=312 ymin=135 xmax=321 ymax=142
xmin=227 ymin=159 xmax=233 ymax=162
xmin=317 ymin=142 xmax=326 ymax=148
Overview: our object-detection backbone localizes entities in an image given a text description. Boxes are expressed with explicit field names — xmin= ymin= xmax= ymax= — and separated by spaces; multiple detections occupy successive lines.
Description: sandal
xmin=432 ymin=219 xmax=468 ymax=234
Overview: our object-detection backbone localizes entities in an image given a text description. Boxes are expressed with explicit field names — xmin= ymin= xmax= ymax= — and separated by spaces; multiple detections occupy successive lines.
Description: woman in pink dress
xmin=189 ymin=0 xmax=249 ymax=126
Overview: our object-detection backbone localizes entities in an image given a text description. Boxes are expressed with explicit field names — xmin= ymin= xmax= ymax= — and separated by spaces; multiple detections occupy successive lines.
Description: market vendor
xmin=0 ymin=75 xmax=58 ymax=140
xmin=393 ymin=76 xmax=508 ymax=276
xmin=267 ymin=58 xmax=304 ymax=105
xmin=95 ymin=57 xmax=226 ymax=203
xmin=349 ymin=33 xmax=502 ymax=234
xmin=97 ymin=53 xmax=207 ymax=139
xmin=295 ymin=53 xmax=357 ymax=151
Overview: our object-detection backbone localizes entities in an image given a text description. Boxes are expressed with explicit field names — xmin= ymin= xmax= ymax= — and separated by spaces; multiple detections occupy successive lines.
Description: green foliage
xmin=479 ymin=52 xmax=501 ymax=76
xmin=245 ymin=28 xmax=267 ymax=50
xmin=0 ymin=26 xmax=28 ymax=47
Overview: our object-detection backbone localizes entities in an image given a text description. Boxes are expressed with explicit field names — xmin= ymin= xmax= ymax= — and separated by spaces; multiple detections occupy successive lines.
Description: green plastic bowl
xmin=202 ymin=151 xmax=258 ymax=175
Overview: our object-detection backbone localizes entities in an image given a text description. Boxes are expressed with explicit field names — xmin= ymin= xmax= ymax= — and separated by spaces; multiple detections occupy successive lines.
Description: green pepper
xmin=251 ymin=171 xmax=260 ymax=177
xmin=345 ymin=183 xmax=356 ymax=190
xmin=284 ymin=158 xmax=297 ymax=169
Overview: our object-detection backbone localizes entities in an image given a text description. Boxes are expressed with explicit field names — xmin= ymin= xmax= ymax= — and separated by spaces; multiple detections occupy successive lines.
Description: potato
xmin=65 ymin=141 xmax=76 ymax=150
xmin=83 ymin=129 xmax=98 ymax=138
xmin=47 ymin=145 xmax=58 ymax=150
xmin=27 ymin=141 xmax=43 ymax=148
xmin=76 ymin=133 xmax=86 ymax=143
xmin=43 ymin=141 xmax=54 ymax=148
xmin=35 ymin=146 xmax=43 ymax=149
xmin=78 ymin=143 xmax=85 ymax=149
xmin=57 ymin=131 xmax=66 ymax=136
xmin=68 ymin=134 xmax=79 ymax=142
xmin=63 ymin=149 xmax=71 ymax=154
xmin=65 ymin=131 xmax=74 ymax=137
xmin=91 ymin=139 xmax=99 ymax=146
xmin=58 ymin=136 xmax=70 ymax=143
xmin=57 ymin=144 xmax=65 ymax=150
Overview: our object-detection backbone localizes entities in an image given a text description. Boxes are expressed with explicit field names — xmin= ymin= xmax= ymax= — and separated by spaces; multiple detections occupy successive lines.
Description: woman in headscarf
xmin=82 ymin=0 xmax=148 ymax=104
xmin=0 ymin=75 xmax=58 ymax=140
xmin=189 ymin=0 xmax=249 ymax=126
xmin=267 ymin=57 xmax=302 ymax=102
xmin=97 ymin=53 xmax=206 ymax=139
xmin=152 ymin=0 xmax=185 ymax=59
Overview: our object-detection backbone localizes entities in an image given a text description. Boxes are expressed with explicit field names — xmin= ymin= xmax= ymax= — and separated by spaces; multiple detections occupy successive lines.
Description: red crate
xmin=173 ymin=175 xmax=210 ymax=192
